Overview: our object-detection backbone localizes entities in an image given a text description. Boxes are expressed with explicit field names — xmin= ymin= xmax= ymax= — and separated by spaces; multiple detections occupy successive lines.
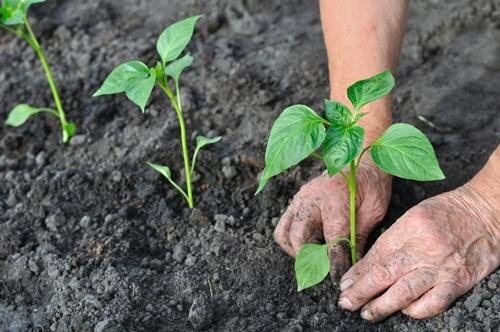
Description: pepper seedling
xmin=1 ymin=0 xmax=75 ymax=143
xmin=256 ymin=71 xmax=445 ymax=291
xmin=93 ymin=16 xmax=221 ymax=208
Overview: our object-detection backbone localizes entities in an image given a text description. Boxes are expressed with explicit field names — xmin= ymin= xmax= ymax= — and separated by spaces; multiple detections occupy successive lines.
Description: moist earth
xmin=0 ymin=0 xmax=499 ymax=331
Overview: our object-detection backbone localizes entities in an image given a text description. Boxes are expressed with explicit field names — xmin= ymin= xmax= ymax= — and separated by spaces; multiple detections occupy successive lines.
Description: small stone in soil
xmin=79 ymin=215 xmax=91 ymax=228
xmin=214 ymin=218 xmax=226 ymax=233
xmin=188 ymin=295 xmax=214 ymax=330
xmin=172 ymin=243 xmax=188 ymax=263
xmin=35 ymin=151 xmax=46 ymax=166
xmin=70 ymin=134 xmax=87 ymax=145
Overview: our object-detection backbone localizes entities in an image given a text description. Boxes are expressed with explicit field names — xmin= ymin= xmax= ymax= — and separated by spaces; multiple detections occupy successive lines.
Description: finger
xmin=273 ymin=203 xmax=298 ymax=257
xmin=338 ymin=249 xmax=415 ymax=311
xmin=360 ymin=268 xmax=436 ymax=322
xmin=402 ymin=282 xmax=462 ymax=319
xmin=339 ymin=229 xmax=393 ymax=289
xmin=289 ymin=202 xmax=323 ymax=255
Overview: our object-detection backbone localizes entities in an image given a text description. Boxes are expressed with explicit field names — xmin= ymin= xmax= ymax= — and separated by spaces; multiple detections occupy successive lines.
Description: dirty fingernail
xmin=338 ymin=297 xmax=352 ymax=309
xmin=361 ymin=309 xmax=374 ymax=321
xmin=339 ymin=278 xmax=353 ymax=291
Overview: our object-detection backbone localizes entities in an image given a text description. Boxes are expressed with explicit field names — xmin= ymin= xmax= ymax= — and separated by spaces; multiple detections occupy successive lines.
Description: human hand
xmin=273 ymin=157 xmax=392 ymax=280
xmin=338 ymin=183 xmax=500 ymax=321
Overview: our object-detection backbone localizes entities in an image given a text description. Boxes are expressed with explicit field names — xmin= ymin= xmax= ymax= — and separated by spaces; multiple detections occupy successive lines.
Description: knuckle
xmin=395 ymin=279 xmax=416 ymax=300
xmin=372 ymin=264 xmax=393 ymax=284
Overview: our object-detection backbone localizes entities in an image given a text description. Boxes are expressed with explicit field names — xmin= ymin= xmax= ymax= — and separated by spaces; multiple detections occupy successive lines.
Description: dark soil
xmin=1 ymin=0 xmax=499 ymax=331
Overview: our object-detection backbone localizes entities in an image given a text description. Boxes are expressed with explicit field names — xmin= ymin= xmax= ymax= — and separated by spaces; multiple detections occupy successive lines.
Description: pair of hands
xmin=274 ymin=159 xmax=500 ymax=321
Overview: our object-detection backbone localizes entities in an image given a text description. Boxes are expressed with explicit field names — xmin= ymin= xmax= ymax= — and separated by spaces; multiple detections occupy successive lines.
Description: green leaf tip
xmin=147 ymin=162 xmax=172 ymax=180
xmin=166 ymin=53 xmax=194 ymax=83
xmin=324 ymin=99 xmax=351 ymax=126
xmin=295 ymin=243 xmax=330 ymax=291
xmin=323 ymin=124 xmax=364 ymax=176
xmin=93 ymin=60 xmax=156 ymax=113
xmin=256 ymin=104 xmax=327 ymax=194
xmin=157 ymin=15 xmax=202 ymax=65
xmin=371 ymin=123 xmax=445 ymax=181
xmin=195 ymin=135 xmax=222 ymax=149
xmin=347 ymin=70 xmax=395 ymax=110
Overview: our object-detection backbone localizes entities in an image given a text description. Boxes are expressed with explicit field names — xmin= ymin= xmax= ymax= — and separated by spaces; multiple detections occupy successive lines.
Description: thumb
xmin=322 ymin=209 xmax=351 ymax=282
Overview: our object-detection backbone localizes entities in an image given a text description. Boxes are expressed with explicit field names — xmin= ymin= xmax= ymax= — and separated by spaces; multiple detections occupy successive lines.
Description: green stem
xmin=348 ymin=161 xmax=357 ymax=264
xmin=159 ymin=83 xmax=194 ymax=208
xmin=355 ymin=146 xmax=371 ymax=171
xmin=23 ymin=17 xmax=70 ymax=143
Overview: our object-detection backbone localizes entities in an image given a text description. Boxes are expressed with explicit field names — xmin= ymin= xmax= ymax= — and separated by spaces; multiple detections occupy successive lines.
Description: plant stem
xmin=159 ymin=83 xmax=194 ymax=208
xmin=23 ymin=17 xmax=70 ymax=142
xmin=348 ymin=161 xmax=357 ymax=264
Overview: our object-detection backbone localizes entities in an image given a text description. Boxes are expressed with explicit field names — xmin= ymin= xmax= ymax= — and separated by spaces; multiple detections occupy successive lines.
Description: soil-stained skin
xmin=0 ymin=0 xmax=499 ymax=331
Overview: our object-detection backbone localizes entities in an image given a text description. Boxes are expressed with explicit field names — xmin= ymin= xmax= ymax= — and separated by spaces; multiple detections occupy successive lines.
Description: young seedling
xmin=256 ymin=71 xmax=445 ymax=291
xmin=1 ymin=0 xmax=75 ymax=143
xmin=93 ymin=16 xmax=221 ymax=208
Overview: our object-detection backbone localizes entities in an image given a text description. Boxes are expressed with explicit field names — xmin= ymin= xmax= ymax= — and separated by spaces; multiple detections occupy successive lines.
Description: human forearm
xmin=320 ymin=0 xmax=408 ymax=145
xmin=467 ymin=145 xmax=500 ymax=245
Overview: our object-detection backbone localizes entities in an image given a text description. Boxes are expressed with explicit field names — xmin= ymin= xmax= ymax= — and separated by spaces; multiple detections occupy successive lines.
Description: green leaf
xmin=191 ymin=135 xmax=222 ymax=174
xmin=156 ymin=15 xmax=201 ymax=65
xmin=323 ymin=124 xmax=364 ymax=176
xmin=370 ymin=123 xmax=445 ymax=181
xmin=256 ymin=105 xmax=327 ymax=194
xmin=295 ymin=243 xmax=330 ymax=291
xmin=347 ymin=70 xmax=395 ymax=110
xmin=196 ymin=135 xmax=221 ymax=150
xmin=324 ymin=99 xmax=351 ymax=125
xmin=166 ymin=53 xmax=193 ymax=84
xmin=5 ymin=104 xmax=56 ymax=126
xmin=62 ymin=121 xmax=76 ymax=143
xmin=147 ymin=162 xmax=172 ymax=180
xmin=93 ymin=61 xmax=156 ymax=112
xmin=1 ymin=0 xmax=44 ymax=25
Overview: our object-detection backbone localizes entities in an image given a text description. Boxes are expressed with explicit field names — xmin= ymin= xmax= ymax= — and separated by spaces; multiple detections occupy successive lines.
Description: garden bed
xmin=0 ymin=0 xmax=499 ymax=330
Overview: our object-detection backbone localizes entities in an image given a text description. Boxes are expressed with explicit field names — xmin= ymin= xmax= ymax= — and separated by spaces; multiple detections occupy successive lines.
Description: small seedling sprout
xmin=256 ymin=71 xmax=445 ymax=291
xmin=93 ymin=16 xmax=221 ymax=208
xmin=1 ymin=0 xmax=75 ymax=143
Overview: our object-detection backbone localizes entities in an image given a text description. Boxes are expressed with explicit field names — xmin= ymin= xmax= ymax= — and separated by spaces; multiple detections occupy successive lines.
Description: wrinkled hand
xmin=273 ymin=158 xmax=392 ymax=280
xmin=338 ymin=184 xmax=500 ymax=321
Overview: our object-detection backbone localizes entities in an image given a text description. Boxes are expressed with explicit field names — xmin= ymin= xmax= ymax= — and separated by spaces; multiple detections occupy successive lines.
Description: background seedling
xmin=94 ymin=15 xmax=221 ymax=208
xmin=256 ymin=71 xmax=445 ymax=291
xmin=1 ymin=0 xmax=75 ymax=143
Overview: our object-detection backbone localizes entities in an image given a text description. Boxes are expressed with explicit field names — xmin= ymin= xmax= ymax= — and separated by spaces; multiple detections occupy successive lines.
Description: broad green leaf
xmin=256 ymin=105 xmax=327 ymax=194
xmin=323 ymin=124 xmax=364 ymax=176
xmin=5 ymin=104 xmax=56 ymax=126
xmin=93 ymin=61 xmax=156 ymax=112
xmin=157 ymin=15 xmax=201 ymax=65
xmin=295 ymin=243 xmax=330 ymax=291
xmin=62 ymin=121 xmax=76 ymax=143
xmin=371 ymin=123 xmax=445 ymax=181
xmin=324 ymin=99 xmax=351 ymax=126
xmin=347 ymin=70 xmax=395 ymax=110
xmin=166 ymin=53 xmax=193 ymax=84
xmin=147 ymin=162 xmax=172 ymax=180
xmin=124 ymin=69 xmax=156 ymax=112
